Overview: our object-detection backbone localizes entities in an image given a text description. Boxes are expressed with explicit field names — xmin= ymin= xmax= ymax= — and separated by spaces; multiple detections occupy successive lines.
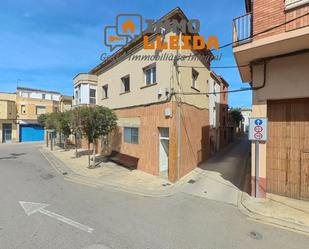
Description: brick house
xmin=73 ymin=7 xmax=221 ymax=182
xmin=233 ymin=0 xmax=309 ymax=199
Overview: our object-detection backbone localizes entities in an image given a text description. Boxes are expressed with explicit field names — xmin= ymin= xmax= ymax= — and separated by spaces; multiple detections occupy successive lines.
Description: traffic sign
xmin=249 ymin=117 xmax=268 ymax=142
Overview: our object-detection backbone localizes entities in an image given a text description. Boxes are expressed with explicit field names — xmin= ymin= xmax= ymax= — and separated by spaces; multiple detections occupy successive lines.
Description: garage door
xmin=267 ymin=99 xmax=309 ymax=200
xmin=20 ymin=125 xmax=45 ymax=142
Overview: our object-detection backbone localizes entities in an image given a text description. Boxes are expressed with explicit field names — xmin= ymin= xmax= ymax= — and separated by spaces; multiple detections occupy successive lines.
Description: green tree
xmin=229 ymin=108 xmax=243 ymax=127
xmin=79 ymin=106 xmax=117 ymax=168
xmin=69 ymin=107 xmax=82 ymax=157
xmin=57 ymin=111 xmax=72 ymax=149
xmin=38 ymin=112 xmax=58 ymax=149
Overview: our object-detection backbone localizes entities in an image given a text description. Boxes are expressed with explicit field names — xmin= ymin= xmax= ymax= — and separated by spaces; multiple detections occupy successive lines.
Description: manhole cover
xmin=188 ymin=179 xmax=196 ymax=184
xmin=249 ymin=231 xmax=262 ymax=240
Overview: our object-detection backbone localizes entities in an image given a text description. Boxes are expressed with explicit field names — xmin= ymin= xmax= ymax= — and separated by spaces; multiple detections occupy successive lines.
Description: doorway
xmin=159 ymin=128 xmax=169 ymax=178
xmin=2 ymin=123 xmax=12 ymax=143
xmin=267 ymin=98 xmax=309 ymax=200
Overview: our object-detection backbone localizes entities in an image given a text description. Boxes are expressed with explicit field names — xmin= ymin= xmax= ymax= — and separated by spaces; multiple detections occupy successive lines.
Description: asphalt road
xmin=0 ymin=143 xmax=308 ymax=249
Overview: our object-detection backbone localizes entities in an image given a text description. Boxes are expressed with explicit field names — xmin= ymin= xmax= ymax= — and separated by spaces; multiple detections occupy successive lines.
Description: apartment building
xmin=74 ymin=7 xmax=221 ymax=182
xmin=0 ymin=92 xmax=17 ymax=143
xmin=0 ymin=87 xmax=72 ymax=143
xmin=233 ymin=0 xmax=309 ymax=199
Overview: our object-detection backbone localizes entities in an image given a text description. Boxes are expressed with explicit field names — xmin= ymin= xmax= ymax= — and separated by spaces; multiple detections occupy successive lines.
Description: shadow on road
xmin=199 ymin=137 xmax=251 ymax=192
xmin=0 ymin=153 xmax=27 ymax=160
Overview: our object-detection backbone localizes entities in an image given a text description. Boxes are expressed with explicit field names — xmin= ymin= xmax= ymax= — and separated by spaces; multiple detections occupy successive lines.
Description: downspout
xmin=251 ymin=60 xmax=267 ymax=91
xmin=176 ymin=32 xmax=182 ymax=180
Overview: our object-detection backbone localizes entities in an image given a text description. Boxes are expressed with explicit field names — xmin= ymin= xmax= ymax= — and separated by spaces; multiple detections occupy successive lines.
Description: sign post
xmin=249 ymin=118 xmax=268 ymax=197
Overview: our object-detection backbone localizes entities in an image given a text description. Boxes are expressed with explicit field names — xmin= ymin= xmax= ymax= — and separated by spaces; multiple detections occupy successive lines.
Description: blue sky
xmin=0 ymin=0 xmax=252 ymax=108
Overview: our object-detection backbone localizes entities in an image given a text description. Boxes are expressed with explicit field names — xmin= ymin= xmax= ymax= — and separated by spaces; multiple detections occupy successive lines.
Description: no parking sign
xmin=249 ymin=118 xmax=268 ymax=142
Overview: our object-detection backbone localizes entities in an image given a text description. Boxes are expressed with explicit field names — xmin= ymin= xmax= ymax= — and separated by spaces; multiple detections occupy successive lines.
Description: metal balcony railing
xmin=232 ymin=12 xmax=253 ymax=46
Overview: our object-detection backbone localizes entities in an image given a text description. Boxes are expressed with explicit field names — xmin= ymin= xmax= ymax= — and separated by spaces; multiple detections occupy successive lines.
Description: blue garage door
xmin=20 ymin=125 xmax=45 ymax=142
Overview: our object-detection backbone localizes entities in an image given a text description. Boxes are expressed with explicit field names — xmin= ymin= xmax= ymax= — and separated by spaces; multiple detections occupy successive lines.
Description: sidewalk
xmin=39 ymin=146 xmax=201 ymax=197
xmin=239 ymin=192 xmax=309 ymax=234
xmin=40 ymin=142 xmax=309 ymax=235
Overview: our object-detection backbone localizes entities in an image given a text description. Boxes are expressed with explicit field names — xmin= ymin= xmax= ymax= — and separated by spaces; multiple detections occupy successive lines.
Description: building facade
xmin=73 ymin=8 xmax=229 ymax=182
xmin=208 ymin=72 xmax=230 ymax=155
xmin=0 ymin=87 xmax=72 ymax=143
xmin=240 ymin=108 xmax=252 ymax=133
xmin=233 ymin=0 xmax=309 ymax=199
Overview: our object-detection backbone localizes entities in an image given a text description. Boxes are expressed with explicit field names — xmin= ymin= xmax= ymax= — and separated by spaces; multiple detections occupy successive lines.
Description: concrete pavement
xmin=0 ymin=142 xmax=309 ymax=249
xmin=44 ymin=138 xmax=309 ymax=234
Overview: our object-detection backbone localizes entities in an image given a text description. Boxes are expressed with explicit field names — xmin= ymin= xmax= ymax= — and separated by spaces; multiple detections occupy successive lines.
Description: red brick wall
xmin=253 ymin=0 xmax=309 ymax=40
xmin=77 ymin=101 xmax=210 ymax=182
xmin=286 ymin=5 xmax=309 ymax=31
xmin=179 ymin=103 xmax=210 ymax=177
xmin=111 ymin=102 xmax=177 ymax=180
xmin=253 ymin=0 xmax=286 ymax=40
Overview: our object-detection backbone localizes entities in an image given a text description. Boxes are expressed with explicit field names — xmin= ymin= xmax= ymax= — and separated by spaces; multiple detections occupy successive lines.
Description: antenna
xmin=17 ymin=79 xmax=21 ymax=88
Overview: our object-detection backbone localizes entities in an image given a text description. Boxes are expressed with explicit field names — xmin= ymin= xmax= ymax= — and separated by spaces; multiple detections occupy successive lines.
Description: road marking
xmin=19 ymin=201 xmax=94 ymax=233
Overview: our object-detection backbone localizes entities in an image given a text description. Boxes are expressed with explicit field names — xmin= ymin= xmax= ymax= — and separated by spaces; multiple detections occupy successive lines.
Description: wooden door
xmin=267 ymin=99 xmax=309 ymax=199
xmin=301 ymin=152 xmax=309 ymax=200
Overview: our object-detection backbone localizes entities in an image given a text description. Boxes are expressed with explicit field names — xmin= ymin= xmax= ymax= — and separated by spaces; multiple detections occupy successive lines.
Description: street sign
xmin=248 ymin=117 xmax=268 ymax=198
xmin=249 ymin=118 xmax=268 ymax=142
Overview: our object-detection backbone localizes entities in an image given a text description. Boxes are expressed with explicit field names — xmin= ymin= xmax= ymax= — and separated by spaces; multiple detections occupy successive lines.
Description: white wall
xmin=74 ymin=83 xmax=97 ymax=105
xmin=209 ymin=78 xmax=221 ymax=128
xmin=241 ymin=110 xmax=251 ymax=133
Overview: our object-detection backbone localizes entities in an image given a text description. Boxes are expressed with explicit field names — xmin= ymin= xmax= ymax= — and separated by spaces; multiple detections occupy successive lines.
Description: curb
xmin=237 ymin=192 xmax=309 ymax=235
xmin=39 ymin=147 xmax=188 ymax=198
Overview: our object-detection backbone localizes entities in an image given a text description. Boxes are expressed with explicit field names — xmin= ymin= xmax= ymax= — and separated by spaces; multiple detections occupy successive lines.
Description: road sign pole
xmin=255 ymin=141 xmax=259 ymax=197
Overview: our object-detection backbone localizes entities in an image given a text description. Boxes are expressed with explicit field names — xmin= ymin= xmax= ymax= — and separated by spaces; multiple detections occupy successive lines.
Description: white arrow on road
xmin=19 ymin=201 xmax=94 ymax=233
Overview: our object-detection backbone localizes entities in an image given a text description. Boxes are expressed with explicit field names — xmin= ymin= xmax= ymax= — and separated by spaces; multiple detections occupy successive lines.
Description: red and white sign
xmin=249 ymin=118 xmax=268 ymax=142
xmin=254 ymin=126 xmax=263 ymax=133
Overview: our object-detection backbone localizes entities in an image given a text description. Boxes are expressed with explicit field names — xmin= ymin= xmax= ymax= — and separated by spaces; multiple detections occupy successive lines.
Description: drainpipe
xmin=176 ymin=32 xmax=182 ymax=181
xmin=177 ymin=102 xmax=181 ymax=180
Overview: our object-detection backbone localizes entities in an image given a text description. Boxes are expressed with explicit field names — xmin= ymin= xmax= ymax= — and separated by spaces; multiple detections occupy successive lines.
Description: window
xmin=42 ymin=94 xmax=46 ymax=99
xmin=89 ymin=89 xmax=96 ymax=104
xmin=121 ymin=75 xmax=130 ymax=93
xmin=144 ymin=65 xmax=156 ymax=85
xmin=124 ymin=127 xmax=139 ymax=144
xmin=36 ymin=106 xmax=46 ymax=115
xmin=21 ymin=105 xmax=26 ymax=114
xmin=75 ymin=90 xmax=79 ymax=105
xmin=102 ymin=85 xmax=108 ymax=99
xmin=285 ymin=0 xmax=309 ymax=10
xmin=192 ymin=69 xmax=199 ymax=89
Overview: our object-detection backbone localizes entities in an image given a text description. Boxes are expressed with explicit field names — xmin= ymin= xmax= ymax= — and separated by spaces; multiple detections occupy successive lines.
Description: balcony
xmin=233 ymin=9 xmax=309 ymax=82
xmin=232 ymin=13 xmax=253 ymax=47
